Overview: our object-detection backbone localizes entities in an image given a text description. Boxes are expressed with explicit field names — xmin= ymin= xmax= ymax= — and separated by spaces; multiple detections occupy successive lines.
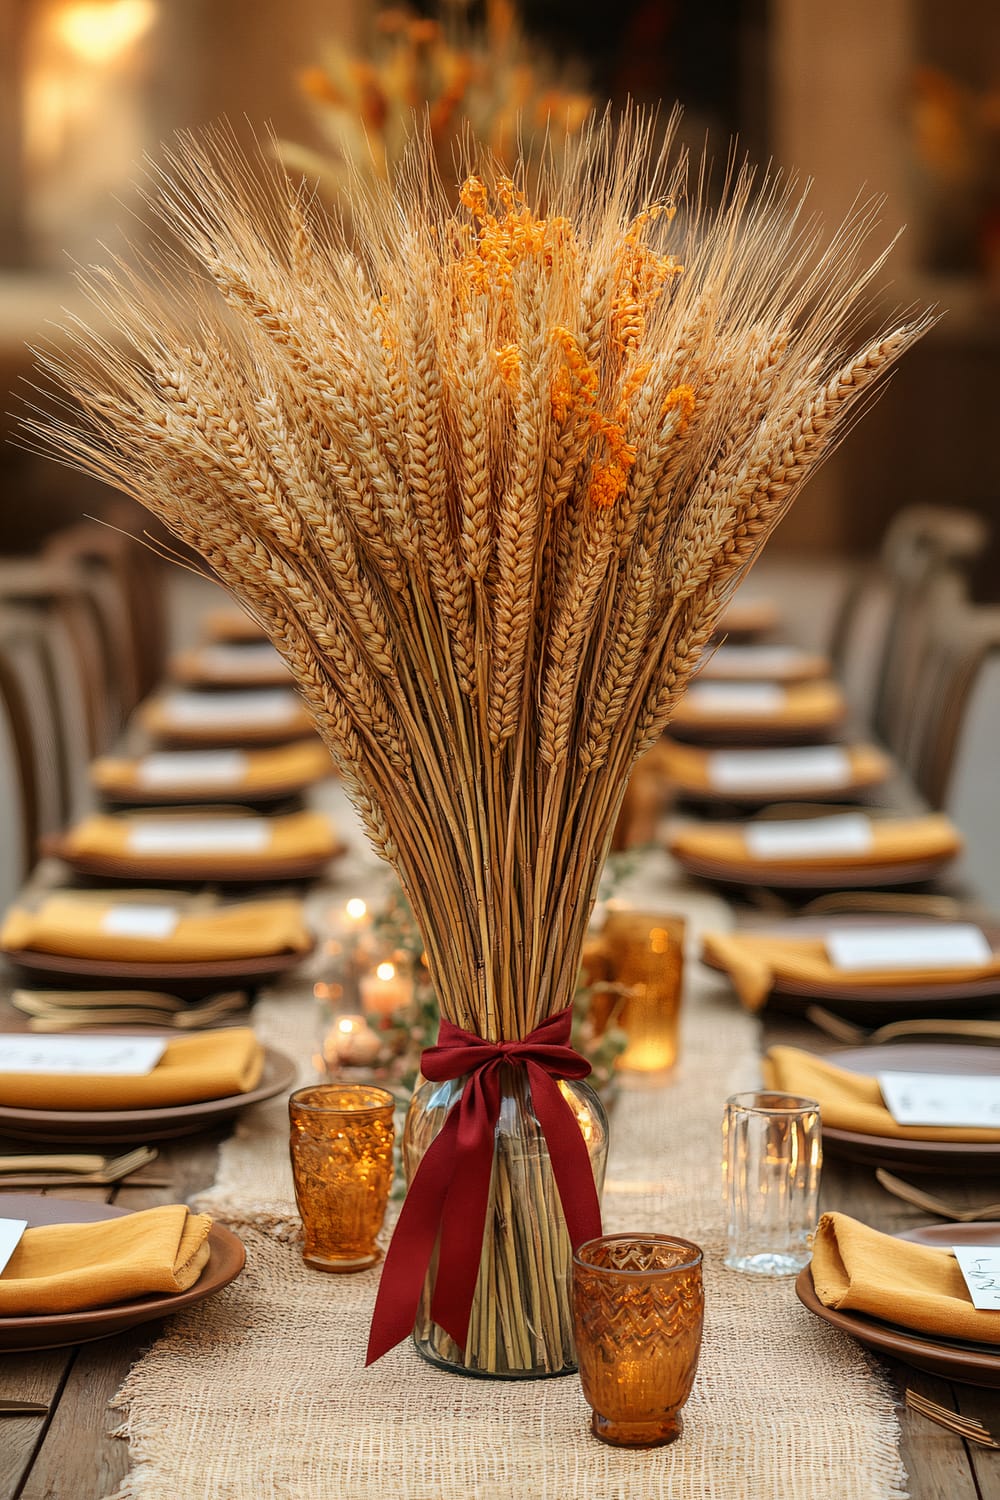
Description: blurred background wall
xmin=0 ymin=0 xmax=996 ymax=579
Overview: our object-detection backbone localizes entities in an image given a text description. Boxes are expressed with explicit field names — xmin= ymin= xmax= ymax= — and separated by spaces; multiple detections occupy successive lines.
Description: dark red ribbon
xmin=365 ymin=1004 xmax=603 ymax=1365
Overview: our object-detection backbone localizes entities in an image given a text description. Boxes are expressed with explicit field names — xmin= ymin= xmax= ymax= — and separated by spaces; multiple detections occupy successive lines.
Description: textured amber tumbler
xmin=601 ymin=911 xmax=685 ymax=1072
xmin=289 ymin=1084 xmax=395 ymax=1272
xmin=573 ymin=1235 xmax=704 ymax=1448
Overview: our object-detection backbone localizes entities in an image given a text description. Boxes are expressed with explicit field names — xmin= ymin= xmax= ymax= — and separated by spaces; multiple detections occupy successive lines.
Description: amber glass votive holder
xmin=572 ymin=1234 xmax=704 ymax=1448
xmin=601 ymin=910 xmax=686 ymax=1073
xmin=288 ymin=1084 xmax=395 ymax=1273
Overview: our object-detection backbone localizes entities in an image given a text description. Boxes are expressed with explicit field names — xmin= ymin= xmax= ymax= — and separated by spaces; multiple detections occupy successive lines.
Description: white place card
xmin=163 ymin=690 xmax=299 ymax=727
xmin=0 ymin=1035 xmax=168 ymax=1076
xmin=953 ymin=1245 xmax=1000 ymax=1311
xmin=0 ymin=1220 xmax=27 ymax=1278
xmin=877 ymin=1072 xmax=1000 ymax=1129
xmin=706 ymin=646 xmax=813 ymax=676
xmin=708 ymin=746 xmax=850 ymax=791
xmin=827 ymin=924 xmax=993 ymax=973
xmin=127 ymin=819 xmax=272 ymax=855
xmin=101 ymin=905 xmax=180 ymax=941
xmin=686 ymin=682 xmax=786 ymax=715
xmin=137 ymin=751 xmax=249 ymax=787
xmin=198 ymin=644 xmax=286 ymax=675
xmin=744 ymin=813 xmax=874 ymax=861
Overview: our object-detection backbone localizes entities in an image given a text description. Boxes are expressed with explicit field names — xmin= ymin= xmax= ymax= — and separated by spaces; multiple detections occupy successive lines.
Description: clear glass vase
xmin=402 ymin=1063 xmax=609 ymax=1378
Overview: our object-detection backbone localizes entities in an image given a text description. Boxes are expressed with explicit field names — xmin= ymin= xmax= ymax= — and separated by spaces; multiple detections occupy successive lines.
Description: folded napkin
xmin=0 ymin=1204 xmax=213 ymax=1315
xmin=658 ymin=740 xmax=891 ymax=795
xmin=671 ymin=680 xmax=847 ymax=733
xmin=92 ymin=740 xmax=331 ymax=798
xmin=672 ymin=814 xmax=962 ymax=873
xmin=763 ymin=1046 xmax=1000 ymax=1142
xmin=811 ymin=1211 xmax=1000 ymax=1346
xmin=0 ymin=1028 xmax=264 ymax=1110
xmin=703 ymin=931 xmax=1000 ymax=1013
xmin=58 ymin=811 xmax=340 ymax=867
xmin=1 ymin=895 xmax=312 ymax=962
xmin=138 ymin=692 xmax=314 ymax=744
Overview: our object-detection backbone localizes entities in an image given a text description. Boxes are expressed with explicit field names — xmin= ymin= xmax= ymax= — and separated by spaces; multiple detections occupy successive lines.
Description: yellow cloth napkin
xmin=763 ymin=1046 xmax=1000 ymax=1142
xmin=672 ymin=814 xmax=963 ymax=873
xmin=58 ymin=811 xmax=340 ymax=867
xmin=92 ymin=741 xmax=331 ymax=797
xmin=0 ymin=895 xmax=312 ymax=962
xmin=811 ymin=1211 xmax=1000 ymax=1345
xmin=0 ymin=1028 xmax=264 ymax=1110
xmin=0 ymin=1205 xmax=214 ymax=1315
xmin=703 ymin=931 xmax=1000 ymax=1013
xmin=138 ymin=695 xmax=314 ymax=744
xmin=671 ymin=680 xmax=847 ymax=733
xmin=658 ymin=739 xmax=891 ymax=794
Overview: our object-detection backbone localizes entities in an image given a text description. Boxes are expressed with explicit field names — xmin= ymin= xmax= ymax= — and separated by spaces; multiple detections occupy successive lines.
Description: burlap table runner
xmin=107 ymin=813 xmax=906 ymax=1500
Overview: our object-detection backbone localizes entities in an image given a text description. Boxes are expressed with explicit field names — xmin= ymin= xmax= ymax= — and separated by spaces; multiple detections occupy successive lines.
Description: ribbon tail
xmin=527 ymin=1065 xmax=603 ymax=1250
xmin=365 ymin=1111 xmax=459 ymax=1366
xmin=429 ymin=1070 xmax=499 ymax=1350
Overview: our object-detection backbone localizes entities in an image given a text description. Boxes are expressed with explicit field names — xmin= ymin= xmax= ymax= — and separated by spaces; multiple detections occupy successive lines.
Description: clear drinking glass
xmin=722 ymin=1091 xmax=821 ymax=1276
xmin=572 ymin=1234 xmax=704 ymax=1448
xmin=289 ymin=1084 xmax=395 ymax=1272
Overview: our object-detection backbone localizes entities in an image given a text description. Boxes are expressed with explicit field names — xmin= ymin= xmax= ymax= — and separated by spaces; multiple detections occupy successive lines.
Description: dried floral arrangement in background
xmin=283 ymin=0 xmax=593 ymax=193
xmin=25 ymin=112 xmax=930 ymax=1374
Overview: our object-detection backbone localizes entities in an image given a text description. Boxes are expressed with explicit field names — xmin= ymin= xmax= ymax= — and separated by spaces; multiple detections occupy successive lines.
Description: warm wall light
xmin=56 ymin=0 xmax=157 ymax=66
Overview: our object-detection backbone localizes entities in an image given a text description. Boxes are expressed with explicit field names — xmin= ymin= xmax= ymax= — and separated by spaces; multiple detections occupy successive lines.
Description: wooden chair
xmin=828 ymin=504 xmax=990 ymax=745
xmin=897 ymin=589 xmax=1000 ymax=906
xmin=0 ymin=603 xmax=67 ymax=850
xmin=45 ymin=516 xmax=169 ymax=723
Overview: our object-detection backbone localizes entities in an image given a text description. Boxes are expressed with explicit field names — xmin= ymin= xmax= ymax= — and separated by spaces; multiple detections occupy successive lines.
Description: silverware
xmin=804 ymin=1005 xmax=1000 ymax=1047
xmin=13 ymin=989 xmax=249 ymax=1031
xmin=875 ymin=1169 xmax=1000 ymax=1223
xmin=905 ymin=1389 xmax=1000 ymax=1448
xmin=0 ymin=1401 xmax=49 ymax=1416
xmin=0 ymin=1147 xmax=159 ymax=1190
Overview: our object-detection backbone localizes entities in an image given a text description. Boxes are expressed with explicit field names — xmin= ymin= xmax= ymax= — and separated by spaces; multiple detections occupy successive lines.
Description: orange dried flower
xmin=494 ymin=343 xmax=521 ymax=391
xmin=661 ymin=383 xmax=696 ymax=432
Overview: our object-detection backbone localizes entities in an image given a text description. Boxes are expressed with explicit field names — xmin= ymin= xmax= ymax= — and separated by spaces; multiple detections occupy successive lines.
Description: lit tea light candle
xmin=326 ymin=1014 xmax=382 ymax=1067
xmin=359 ymin=960 xmax=414 ymax=1018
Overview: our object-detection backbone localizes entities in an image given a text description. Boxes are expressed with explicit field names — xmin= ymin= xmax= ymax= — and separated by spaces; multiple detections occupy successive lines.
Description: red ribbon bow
xmin=366 ymin=1004 xmax=603 ymax=1366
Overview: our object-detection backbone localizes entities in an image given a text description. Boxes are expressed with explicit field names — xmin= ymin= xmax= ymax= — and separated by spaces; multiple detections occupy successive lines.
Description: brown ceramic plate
xmin=0 ymin=1046 xmax=296 ymax=1143
xmin=41 ymin=840 xmax=344 ymax=886
xmin=0 ymin=1196 xmax=245 ymax=1353
xmin=702 ymin=916 xmax=1000 ymax=1020
xmin=672 ymin=847 xmax=951 ymax=891
xmin=3 ymin=941 xmax=314 ymax=993
xmin=796 ymin=1227 xmax=1000 ymax=1387
xmin=821 ymin=1043 xmax=1000 ymax=1172
xmin=98 ymin=779 xmax=316 ymax=809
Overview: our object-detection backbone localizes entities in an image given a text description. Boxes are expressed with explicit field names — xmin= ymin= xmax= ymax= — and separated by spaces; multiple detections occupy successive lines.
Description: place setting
xmin=701 ymin=915 xmax=1000 ymax=1018
xmin=0 ymin=888 xmax=316 ymax=990
xmin=0 ymin=1192 xmax=246 ymax=1354
xmin=669 ymin=809 xmax=964 ymax=892
xmin=41 ymin=808 xmax=346 ymax=884
xmin=657 ymin=740 xmax=894 ymax=808
xmin=91 ymin=741 xmax=334 ymax=808
xmin=136 ymin=688 xmax=316 ymax=747
xmin=167 ymin=641 xmax=293 ymax=690
xmin=666 ymin=679 xmax=848 ymax=745
xmin=0 ymin=1027 xmax=297 ymax=1144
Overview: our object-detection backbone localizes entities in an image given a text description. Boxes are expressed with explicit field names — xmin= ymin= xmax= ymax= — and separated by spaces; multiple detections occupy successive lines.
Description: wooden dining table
xmin=1 ymin=730 xmax=999 ymax=1500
